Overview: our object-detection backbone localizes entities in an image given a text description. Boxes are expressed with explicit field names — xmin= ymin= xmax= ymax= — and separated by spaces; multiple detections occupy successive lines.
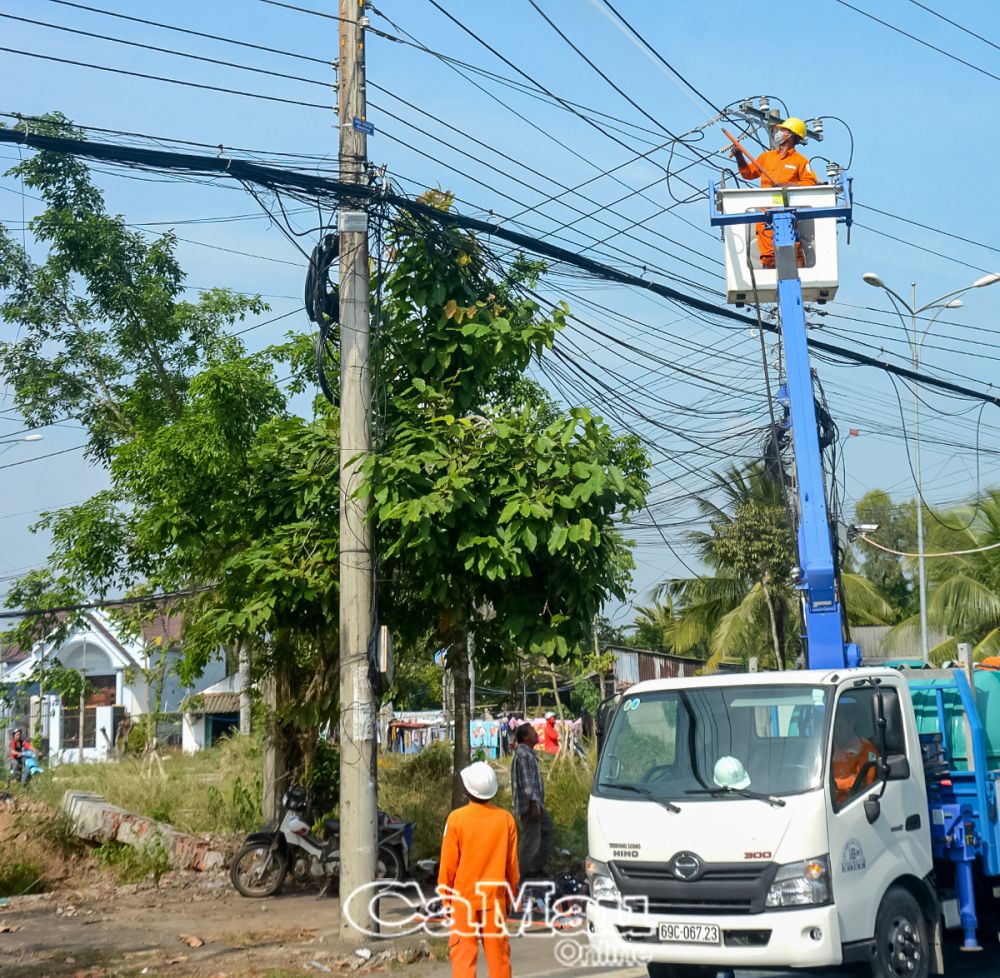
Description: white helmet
xmin=713 ymin=755 xmax=751 ymax=791
xmin=460 ymin=761 xmax=498 ymax=800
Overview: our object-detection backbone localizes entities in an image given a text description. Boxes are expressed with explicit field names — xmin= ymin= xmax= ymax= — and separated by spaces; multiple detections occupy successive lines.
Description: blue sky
xmin=2 ymin=0 xmax=1000 ymax=621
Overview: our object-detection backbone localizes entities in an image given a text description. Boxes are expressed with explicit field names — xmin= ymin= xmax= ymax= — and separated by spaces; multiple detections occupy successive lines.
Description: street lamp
xmin=0 ymin=433 xmax=43 ymax=445
xmin=862 ymin=271 xmax=1000 ymax=662
xmin=0 ymin=433 xmax=44 ymax=456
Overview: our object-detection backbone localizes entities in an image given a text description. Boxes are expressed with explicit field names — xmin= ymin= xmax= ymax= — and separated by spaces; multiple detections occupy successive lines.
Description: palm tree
xmin=881 ymin=490 xmax=1000 ymax=663
xmin=630 ymin=596 xmax=678 ymax=651
xmin=660 ymin=464 xmax=893 ymax=672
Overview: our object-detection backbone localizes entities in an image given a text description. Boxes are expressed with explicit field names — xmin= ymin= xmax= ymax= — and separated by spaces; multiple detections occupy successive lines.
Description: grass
xmin=30 ymin=735 xmax=263 ymax=836
xmin=378 ymin=742 xmax=595 ymax=866
xmin=95 ymin=837 xmax=171 ymax=884
xmin=0 ymin=857 xmax=45 ymax=897
xmin=23 ymin=731 xmax=594 ymax=867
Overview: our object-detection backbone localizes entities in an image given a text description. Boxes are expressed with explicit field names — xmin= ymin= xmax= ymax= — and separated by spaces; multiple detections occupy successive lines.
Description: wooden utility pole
xmin=337 ymin=0 xmax=377 ymax=943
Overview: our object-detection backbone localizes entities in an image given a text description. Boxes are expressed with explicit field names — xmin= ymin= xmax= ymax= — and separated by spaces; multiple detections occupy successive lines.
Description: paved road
xmin=501 ymin=930 xmax=1000 ymax=978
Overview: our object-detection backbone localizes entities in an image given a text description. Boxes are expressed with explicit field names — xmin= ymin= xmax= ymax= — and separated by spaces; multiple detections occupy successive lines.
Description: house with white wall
xmin=0 ymin=609 xmax=228 ymax=764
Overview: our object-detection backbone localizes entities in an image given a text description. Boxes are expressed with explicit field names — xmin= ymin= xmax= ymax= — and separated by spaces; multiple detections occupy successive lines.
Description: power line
xmin=3 ymin=11 xmax=330 ymax=87
xmin=526 ymin=0 xmax=687 ymax=144
xmin=367 ymin=4 xmax=670 ymax=144
xmin=421 ymin=0 xmax=705 ymax=202
xmin=39 ymin=0 xmax=332 ymax=65
xmin=592 ymin=0 xmax=725 ymax=116
xmin=856 ymin=201 xmax=1000 ymax=257
xmin=904 ymin=0 xmax=1000 ymax=55
xmin=855 ymin=222 xmax=991 ymax=274
xmin=0 ymin=444 xmax=86 ymax=470
xmin=0 ymin=585 xmax=215 ymax=620
xmin=0 ymin=47 xmax=331 ymax=111
xmin=833 ymin=0 xmax=1000 ymax=85
xmin=4 ymin=126 xmax=1000 ymax=411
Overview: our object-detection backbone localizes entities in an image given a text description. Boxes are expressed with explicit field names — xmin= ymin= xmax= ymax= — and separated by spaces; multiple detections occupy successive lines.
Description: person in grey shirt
xmin=510 ymin=722 xmax=553 ymax=889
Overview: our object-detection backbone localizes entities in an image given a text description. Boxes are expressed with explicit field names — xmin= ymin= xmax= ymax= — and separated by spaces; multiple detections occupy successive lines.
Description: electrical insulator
xmin=759 ymin=96 xmax=769 ymax=114
xmin=809 ymin=118 xmax=824 ymax=141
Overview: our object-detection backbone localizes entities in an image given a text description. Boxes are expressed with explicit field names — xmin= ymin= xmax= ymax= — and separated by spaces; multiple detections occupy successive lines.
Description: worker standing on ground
xmin=438 ymin=762 xmax=519 ymax=978
xmin=511 ymin=722 xmax=554 ymax=907
xmin=732 ymin=117 xmax=817 ymax=268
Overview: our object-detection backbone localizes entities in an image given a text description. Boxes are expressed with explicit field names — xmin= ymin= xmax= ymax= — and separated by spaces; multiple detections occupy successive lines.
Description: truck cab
xmin=587 ymin=668 xmax=939 ymax=977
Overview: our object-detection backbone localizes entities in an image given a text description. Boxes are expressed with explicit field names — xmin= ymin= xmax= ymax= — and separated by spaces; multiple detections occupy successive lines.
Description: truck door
xmin=826 ymin=684 xmax=931 ymax=944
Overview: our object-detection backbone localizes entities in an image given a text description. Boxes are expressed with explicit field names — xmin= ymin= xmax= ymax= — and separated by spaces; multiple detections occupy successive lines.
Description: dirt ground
xmin=0 ymin=871 xmax=445 ymax=978
xmin=0 ymin=799 xmax=446 ymax=978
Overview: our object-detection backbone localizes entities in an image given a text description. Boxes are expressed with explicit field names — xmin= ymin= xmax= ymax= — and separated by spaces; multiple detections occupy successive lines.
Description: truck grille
xmin=611 ymin=860 xmax=777 ymax=916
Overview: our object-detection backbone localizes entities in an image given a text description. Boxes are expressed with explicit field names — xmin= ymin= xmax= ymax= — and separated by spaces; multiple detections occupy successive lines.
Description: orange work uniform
xmin=438 ymin=801 xmax=519 ymax=978
xmin=832 ymin=736 xmax=880 ymax=805
xmin=738 ymin=146 xmax=817 ymax=267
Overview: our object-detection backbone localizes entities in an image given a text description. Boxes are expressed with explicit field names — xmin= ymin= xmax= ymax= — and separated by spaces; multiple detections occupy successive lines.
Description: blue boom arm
xmin=709 ymin=184 xmax=860 ymax=669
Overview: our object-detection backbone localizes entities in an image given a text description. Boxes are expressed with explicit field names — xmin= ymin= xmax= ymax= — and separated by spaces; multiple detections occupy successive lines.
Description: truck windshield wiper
xmin=599 ymin=781 xmax=681 ymax=813
xmin=684 ymin=786 xmax=787 ymax=807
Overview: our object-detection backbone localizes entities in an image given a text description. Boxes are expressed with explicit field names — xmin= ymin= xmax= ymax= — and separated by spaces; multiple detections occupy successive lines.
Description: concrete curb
xmin=61 ymin=790 xmax=236 ymax=871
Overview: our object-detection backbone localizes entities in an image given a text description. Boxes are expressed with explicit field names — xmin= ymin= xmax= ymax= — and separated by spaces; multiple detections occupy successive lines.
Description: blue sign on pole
xmin=352 ymin=117 xmax=375 ymax=135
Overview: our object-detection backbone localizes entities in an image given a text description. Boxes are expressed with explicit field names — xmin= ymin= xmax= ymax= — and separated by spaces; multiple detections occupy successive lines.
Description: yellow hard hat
xmin=778 ymin=117 xmax=807 ymax=140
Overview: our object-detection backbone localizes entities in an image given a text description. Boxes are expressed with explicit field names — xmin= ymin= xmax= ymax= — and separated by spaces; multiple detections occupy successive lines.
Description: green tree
xmin=0 ymin=114 xmax=265 ymax=466
xmin=853 ymin=489 xmax=916 ymax=619
xmin=368 ymin=197 xmax=649 ymax=804
xmin=662 ymin=464 xmax=893 ymax=671
xmin=880 ymin=490 xmax=1000 ymax=663
xmin=630 ymin=598 xmax=678 ymax=652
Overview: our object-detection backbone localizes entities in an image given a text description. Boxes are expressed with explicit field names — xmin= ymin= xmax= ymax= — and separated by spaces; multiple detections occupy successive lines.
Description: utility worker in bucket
xmin=438 ymin=761 xmax=519 ymax=978
xmin=732 ymin=117 xmax=817 ymax=269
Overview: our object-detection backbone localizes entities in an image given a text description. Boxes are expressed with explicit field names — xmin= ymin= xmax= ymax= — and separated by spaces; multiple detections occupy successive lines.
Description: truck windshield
xmin=596 ymin=685 xmax=830 ymax=802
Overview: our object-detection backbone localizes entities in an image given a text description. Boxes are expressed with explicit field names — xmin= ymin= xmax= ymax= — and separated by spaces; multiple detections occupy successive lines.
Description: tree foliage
xmin=1 ymin=134 xmax=649 ymax=811
xmin=853 ymin=489 xmax=916 ymax=619
xmin=661 ymin=464 xmax=893 ymax=671
xmin=880 ymin=490 xmax=1000 ymax=663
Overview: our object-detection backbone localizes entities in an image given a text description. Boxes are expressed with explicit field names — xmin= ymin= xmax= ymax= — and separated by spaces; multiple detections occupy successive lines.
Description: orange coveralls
xmin=438 ymin=802 xmax=519 ymax=978
xmin=738 ymin=147 xmax=817 ymax=267
xmin=832 ymin=736 xmax=880 ymax=805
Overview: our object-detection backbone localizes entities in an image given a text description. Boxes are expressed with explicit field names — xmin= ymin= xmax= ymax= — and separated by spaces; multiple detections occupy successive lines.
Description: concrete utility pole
xmin=337 ymin=0 xmax=377 ymax=942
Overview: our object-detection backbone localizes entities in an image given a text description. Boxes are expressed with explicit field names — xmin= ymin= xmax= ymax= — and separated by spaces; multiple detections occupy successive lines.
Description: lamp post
xmin=0 ymin=432 xmax=43 ymax=455
xmin=862 ymin=271 xmax=1000 ymax=662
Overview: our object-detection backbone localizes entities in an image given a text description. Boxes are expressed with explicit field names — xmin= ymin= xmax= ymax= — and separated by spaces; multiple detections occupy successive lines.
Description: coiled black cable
xmin=305 ymin=232 xmax=340 ymax=405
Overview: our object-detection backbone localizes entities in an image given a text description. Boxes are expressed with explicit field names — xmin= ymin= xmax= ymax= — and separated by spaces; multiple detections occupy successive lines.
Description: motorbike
xmin=9 ymin=747 xmax=43 ymax=784
xmin=230 ymin=786 xmax=415 ymax=898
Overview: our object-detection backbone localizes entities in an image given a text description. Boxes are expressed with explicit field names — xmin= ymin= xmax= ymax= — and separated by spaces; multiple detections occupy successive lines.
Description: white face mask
xmin=774 ymin=129 xmax=790 ymax=145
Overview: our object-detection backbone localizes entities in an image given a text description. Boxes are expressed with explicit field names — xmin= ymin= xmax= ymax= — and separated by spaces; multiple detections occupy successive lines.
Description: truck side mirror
xmin=880 ymin=688 xmax=906 ymax=755
xmin=596 ymin=693 xmax=622 ymax=753
xmin=864 ymin=795 xmax=881 ymax=825
xmin=884 ymin=754 xmax=910 ymax=781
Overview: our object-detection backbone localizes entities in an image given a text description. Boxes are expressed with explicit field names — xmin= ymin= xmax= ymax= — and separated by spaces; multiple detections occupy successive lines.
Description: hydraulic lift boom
xmin=709 ymin=183 xmax=860 ymax=670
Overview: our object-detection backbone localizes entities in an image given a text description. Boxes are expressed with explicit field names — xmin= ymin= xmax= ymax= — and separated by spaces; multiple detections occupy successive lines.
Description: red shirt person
xmin=542 ymin=713 xmax=560 ymax=756
xmin=10 ymin=729 xmax=33 ymax=783
xmin=732 ymin=116 xmax=817 ymax=269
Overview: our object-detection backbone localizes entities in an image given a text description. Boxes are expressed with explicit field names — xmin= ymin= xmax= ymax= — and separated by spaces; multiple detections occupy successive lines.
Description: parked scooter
xmin=230 ymin=786 xmax=414 ymax=897
xmin=9 ymin=747 xmax=43 ymax=784
xmin=21 ymin=748 xmax=43 ymax=780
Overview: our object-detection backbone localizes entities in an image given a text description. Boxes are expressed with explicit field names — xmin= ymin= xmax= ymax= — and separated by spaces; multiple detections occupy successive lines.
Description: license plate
xmin=658 ymin=922 xmax=721 ymax=944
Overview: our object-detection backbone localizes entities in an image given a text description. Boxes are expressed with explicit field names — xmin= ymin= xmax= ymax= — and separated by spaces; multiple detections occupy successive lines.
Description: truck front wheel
xmin=871 ymin=886 xmax=930 ymax=978
xmin=647 ymin=965 xmax=717 ymax=978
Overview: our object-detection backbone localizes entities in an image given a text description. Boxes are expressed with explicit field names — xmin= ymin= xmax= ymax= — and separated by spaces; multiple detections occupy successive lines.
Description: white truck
xmin=586 ymin=668 xmax=951 ymax=977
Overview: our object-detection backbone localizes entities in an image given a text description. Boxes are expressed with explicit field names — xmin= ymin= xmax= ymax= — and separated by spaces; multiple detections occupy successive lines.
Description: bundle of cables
xmin=305 ymin=232 xmax=340 ymax=405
